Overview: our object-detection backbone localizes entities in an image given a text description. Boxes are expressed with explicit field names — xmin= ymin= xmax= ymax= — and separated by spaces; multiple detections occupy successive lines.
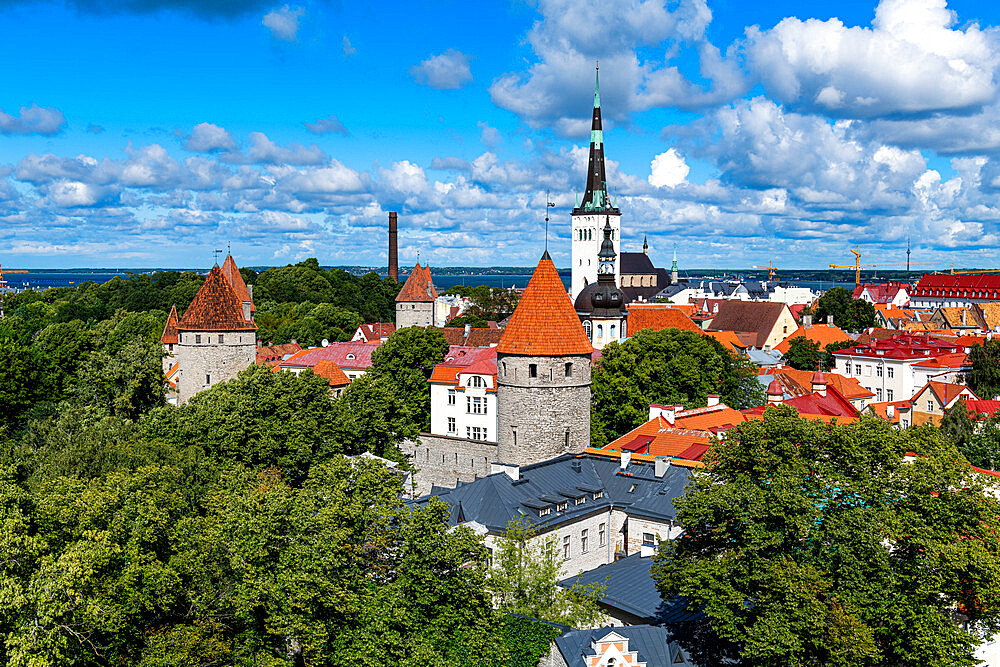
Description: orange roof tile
xmin=911 ymin=352 xmax=970 ymax=368
xmin=666 ymin=304 xmax=697 ymax=317
xmin=313 ymin=359 xmax=351 ymax=387
xmin=176 ymin=265 xmax=257 ymax=332
xmin=606 ymin=417 xmax=716 ymax=461
xmin=626 ymin=304 xmax=701 ymax=335
xmin=395 ymin=263 xmax=437 ymax=302
xmin=914 ymin=381 xmax=978 ymax=407
xmin=865 ymin=400 xmax=910 ymax=424
xmin=221 ymin=254 xmax=255 ymax=312
xmin=774 ymin=324 xmax=851 ymax=353
xmin=496 ymin=251 xmax=593 ymax=356
xmin=763 ymin=368 xmax=874 ymax=401
xmin=705 ymin=330 xmax=747 ymax=351
xmin=161 ymin=304 xmax=179 ymax=345
xmin=672 ymin=404 xmax=750 ymax=430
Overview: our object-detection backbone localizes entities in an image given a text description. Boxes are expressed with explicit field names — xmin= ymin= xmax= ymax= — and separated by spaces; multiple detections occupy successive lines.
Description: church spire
xmin=575 ymin=63 xmax=618 ymax=215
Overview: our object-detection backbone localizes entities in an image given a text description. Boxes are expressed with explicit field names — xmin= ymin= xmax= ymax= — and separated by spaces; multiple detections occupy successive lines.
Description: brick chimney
xmin=388 ymin=211 xmax=399 ymax=283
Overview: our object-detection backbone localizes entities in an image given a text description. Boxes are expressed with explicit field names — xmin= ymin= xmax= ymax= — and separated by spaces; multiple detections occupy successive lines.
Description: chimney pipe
xmin=707 ymin=394 xmax=720 ymax=407
xmin=388 ymin=212 xmax=399 ymax=283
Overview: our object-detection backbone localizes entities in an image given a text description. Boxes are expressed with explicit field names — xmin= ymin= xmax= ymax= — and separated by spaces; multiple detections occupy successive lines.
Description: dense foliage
xmin=590 ymin=328 xmax=765 ymax=446
xmin=814 ymin=287 xmax=878 ymax=331
xmin=966 ymin=340 xmax=1000 ymax=401
xmin=443 ymin=284 xmax=520 ymax=322
xmin=940 ymin=398 xmax=1000 ymax=469
xmin=782 ymin=337 xmax=857 ymax=372
xmin=653 ymin=408 xmax=1000 ymax=667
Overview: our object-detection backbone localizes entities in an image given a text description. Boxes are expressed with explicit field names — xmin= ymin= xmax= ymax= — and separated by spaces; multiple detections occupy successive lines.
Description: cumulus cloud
xmin=262 ymin=4 xmax=304 ymax=41
xmin=0 ymin=104 xmax=66 ymax=136
xmin=410 ymin=49 xmax=473 ymax=89
xmin=743 ymin=0 xmax=1000 ymax=118
xmin=241 ymin=132 xmax=326 ymax=165
xmin=649 ymin=149 xmax=689 ymax=187
xmin=478 ymin=121 xmax=501 ymax=146
xmin=304 ymin=115 xmax=348 ymax=135
xmin=184 ymin=122 xmax=237 ymax=152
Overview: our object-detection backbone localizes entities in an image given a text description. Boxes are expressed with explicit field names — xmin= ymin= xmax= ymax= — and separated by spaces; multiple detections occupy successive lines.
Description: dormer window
xmin=346 ymin=353 xmax=355 ymax=360
xmin=557 ymin=502 xmax=567 ymax=512
xmin=468 ymin=376 xmax=485 ymax=388
xmin=592 ymin=490 xmax=603 ymax=500
xmin=574 ymin=497 xmax=585 ymax=506
xmin=539 ymin=507 xmax=551 ymax=517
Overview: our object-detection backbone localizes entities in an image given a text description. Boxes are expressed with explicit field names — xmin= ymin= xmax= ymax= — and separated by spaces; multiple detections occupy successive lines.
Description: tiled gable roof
xmin=706 ymin=300 xmax=788 ymax=348
xmin=278 ymin=341 xmax=377 ymax=370
xmin=915 ymin=381 xmax=977 ymax=407
xmin=176 ymin=265 xmax=257 ymax=332
xmin=763 ymin=368 xmax=874 ymax=400
xmin=496 ymin=251 xmax=593 ymax=356
xmin=912 ymin=273 xmax=1000 ymax=299
xmin=626 ymin=303 xmax=701 ymax=335
xmin=428 ymin=326 xmax=503 ymax=347
xmin=221 ymin=254 xmax=255 ymax=312
xmin=161 ymin=304 xmax=179 ymax=344
xmin=312 ymin=359 xmax=351 ymax=387
xmin=774 ymin=324 xmax=850 ymax=353
xmin=354 ymin=322 xmax=395 ymax=343
xmin=255 ymin=342 xmax=302 ymax=366
xmin=978 ymin=303 xmax=1000 ymax=330
xmin=395 ymin=263 xmax=437 ymax=302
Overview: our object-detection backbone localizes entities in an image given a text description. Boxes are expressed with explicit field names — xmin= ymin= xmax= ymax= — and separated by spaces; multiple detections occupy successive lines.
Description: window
xmin=597 ymin=324 xmax=603 ymax=338
xmin=346 ymin=353 xmax=355 ymax=360
xmin=529 ymin=364 xmax=537 ymax=378
xmin=902 ymin=419 xmax=909 ymax=427
xmin=887 ymin=389 xmax=894 ymax=401
xmin=627 ymin=484 xmax=637 ymax=493
xmin=501 ymin=361 xmax=506 ymax=376
xmin=448 ymin=389 xmax=456 ymax=405
xmin=565 ymin=430 xmax=570 ymax=449
xmin=565 ymin=362 xmax=573 ymax=377
xmin=927 ymin=400 xmax=935 ymax=411
xmin=845 ymin=364 xmax=851 ymax=375
xmin=581 ymin=529 xmax=589 ymax=553
xmin=467 ymin=426 xmax=470 ymax=439
xmin=574 ymin=496 xmax=585 ymax=506
xmin=448 ymin=417 xmax=456 ymax=433
xmin=876 ymin=388 xmax=883 ymax=401
xmin=486 ymin=547 xmax=493 ymax=567
xmin=563 ymin=535 xmax=571 ymax=559
xmin=539 ymin=506 xmax=551 ymax=517
xmin=876 ymin=366 xmax=883 ymax=377
xmin=557 ymin=502 xmax=567 ymax=512
xmin=470 ymin=397 xmax=485 ymax=414
xmin=469 ymin=375 xmax=484 ymax=388
xmin=855 ymin=364 xmax=861 ymax=375
xmin=887 ymin=367 xmax=894 ymax=378
xmin=593 ymin=490 xmax=603 ymax=500
xmin=512 ymin=427 xmax=516 ymax=447
xmin=218 ymin=334 xmax=224 ymax=344
xmin=584 ymin=321 xmax=592 ymax=339
xmin=205 ymin=374 xmax=211 ymax=385
xmin=467 ymin=396 xmax=472 ymax=413
xmin=783 ymin=325 xmax=788 ymax=334
xmin=610 ymin=324 xmax=616 ymax=338
xmin=643 ymin=532 xmax=655 ymax=546
xmin=468 ymin=426 xmax=485 ymax=441
xmin=195 ymin=334 xmax=202 ymax=344
xmin=599 ymin=522 xmax=607 ymax=546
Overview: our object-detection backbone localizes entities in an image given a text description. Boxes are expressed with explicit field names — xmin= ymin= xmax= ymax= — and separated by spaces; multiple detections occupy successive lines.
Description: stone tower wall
xmin=497 ymin=353 xmax=591 ymax=466
xmin=175 ymin=329 xmax=256 ymax=404
xmin=396 ymin=301 xmax=434 ymax=329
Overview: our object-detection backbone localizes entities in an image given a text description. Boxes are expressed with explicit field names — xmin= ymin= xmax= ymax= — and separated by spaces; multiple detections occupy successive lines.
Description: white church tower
xmin=571 ymin=64 xmax=621 ymax=302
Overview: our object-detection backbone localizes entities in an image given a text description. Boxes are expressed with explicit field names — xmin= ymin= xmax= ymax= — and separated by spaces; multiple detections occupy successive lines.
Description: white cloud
xmin=0 ymin=104 xmax=66 ymax=136
xmin=184 ymin=122 xmax=237 ymax=152
xmin=648 ymin=148 xmax=689 ymax=187
xmin=343 ymin=35 xmax=356 ymax=56
xmin=743 ymin=0 xmax=1000 ymax=117
xmin=278 ymin=161 xmax=367 ymax=194
xmin=244 ymin=132 xmax=326 ymax=165
xmin=262 ymin=5 xmax=305 ymax=41
xmin=478 ymin=121 xmax=501 ymax=146
xmin=410 ymin=49 xmax=473 ymax=89
xmin=304 ymin=115 xmax=348 ymax=135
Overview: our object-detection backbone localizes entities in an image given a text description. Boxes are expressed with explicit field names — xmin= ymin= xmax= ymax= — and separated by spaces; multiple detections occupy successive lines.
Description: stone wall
xmin=497 ymin=353 xmax=591 ymax=466
xmin=403 ymin=433 xmax=499 ymax=496
xmin=624 ymin=515 xmax=678 ymax=555
xmin=395 ymin=301 xmax=434 ymax=328
xmin=175 ymin=329 xmax=256 ymax=404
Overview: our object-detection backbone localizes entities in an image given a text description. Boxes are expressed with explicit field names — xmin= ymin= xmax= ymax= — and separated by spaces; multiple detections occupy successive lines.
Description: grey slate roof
xmin=620 ymin=252 xmax=656 ymax=275
xmin=410 ymin=453 xmax=692 ymax=532
xmin=560 ymin=552 xmax=701 ymax=625
xmin=746 ymin=348 xmax=784 ymax=366
xmin=554 ymin=625 xmax=694 ymax=666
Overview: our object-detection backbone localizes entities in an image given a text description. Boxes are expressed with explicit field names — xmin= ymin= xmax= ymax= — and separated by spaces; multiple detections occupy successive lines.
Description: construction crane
xmin=752 ymin=261 xmax=779 ymax=281
xmin=829 ymin=247 xmax=938 ymax=287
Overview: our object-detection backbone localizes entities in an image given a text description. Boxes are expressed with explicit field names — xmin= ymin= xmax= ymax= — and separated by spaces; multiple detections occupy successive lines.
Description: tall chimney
xmin=388 ymin=212 xmax=399 ymax=283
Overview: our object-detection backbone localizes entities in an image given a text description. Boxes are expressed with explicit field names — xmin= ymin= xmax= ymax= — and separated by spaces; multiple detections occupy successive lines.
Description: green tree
xmin=74 ymin=338 xmax=164 ymax=420
xmin=824 ymin=338 xmax=856 ymax=371
xmin=815 ymin=287 xmax=877 ymax=331
xmin=653 ymin=408 xmax=1000 ymax=667
xmin=591 ymin=328 xmax=762 ymax=446
xmin=367 ymin=326 xmax=449 ymax=433
xmin=331 ymin=373 xmax=419 ymax=461
xmin=487 ymin=518 xmax=606 ymax=627
xmin=782 ymin=336 xmax=824 ymax=371
xmin=941 ymin=398 xmax=1000 ymax=469
xmin=967 ymin=340 xmax=1000 ymax=401
xmin=445 ymin=310 xmax=489 ymax=328
xmin=0 ymin=338 xmax=48 ymax=424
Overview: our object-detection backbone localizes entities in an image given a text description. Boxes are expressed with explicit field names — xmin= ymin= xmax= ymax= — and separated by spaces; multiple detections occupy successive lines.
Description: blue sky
xmin=4 ymin=0 xmax=1000 ymax=271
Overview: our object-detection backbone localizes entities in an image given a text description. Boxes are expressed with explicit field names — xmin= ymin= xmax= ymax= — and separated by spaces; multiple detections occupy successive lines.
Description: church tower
xmin=497 ymin=251 xmax=593 ymax=466
xmin=579 ymin=220 xmax=625 ymax=350
xmin=571 ymin=64 xmax=621 ymax=302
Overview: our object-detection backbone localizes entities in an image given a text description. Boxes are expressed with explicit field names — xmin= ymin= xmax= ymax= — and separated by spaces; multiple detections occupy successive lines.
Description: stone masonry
xmin=497 ymin=353 xmax=591 ymax=466
xmin=395 ymin=300 xmax=434 ymax=329
xmin=403 ymin=433 xmax=498 ymax=496
xmin=175 ymin=329 xmax=256 ymax=404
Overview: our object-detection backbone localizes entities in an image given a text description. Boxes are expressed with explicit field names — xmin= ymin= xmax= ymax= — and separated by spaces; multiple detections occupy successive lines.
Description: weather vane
xmin=213 ymin=248 xmax=223 ymax=265
xmin=544 ymin=191 xmax=556 ymax=251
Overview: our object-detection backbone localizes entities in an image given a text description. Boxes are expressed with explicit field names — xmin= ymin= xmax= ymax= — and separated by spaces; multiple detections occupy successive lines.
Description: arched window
xmin=583 ymin=320 xmax=592 ymax=339
xmin=468 ymin=376 xmax=484 ymax=388
xmin=610 ymin=324 xmax=616 ymax=339
xmin=597 ymin=324 xmax=604 ymax=338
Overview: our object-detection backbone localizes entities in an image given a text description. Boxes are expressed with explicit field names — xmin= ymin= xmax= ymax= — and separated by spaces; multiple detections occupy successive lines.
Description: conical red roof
xmin=497 ymin=251 xmax=593 ymax=356
xmin=177 ymin=265 xmax=257 ymax=332
xmin=395 ymin=262 xmax=437 ymax=302
xmin=221 ymin=254 xmax=255 ymax=312
xmin=160 ymin=304 xmax=179 ymax=344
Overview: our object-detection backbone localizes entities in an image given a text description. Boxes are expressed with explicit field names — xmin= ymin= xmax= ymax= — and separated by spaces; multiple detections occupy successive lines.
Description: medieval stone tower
xmin=571 ymin=65 xmax=620 ymax=302
xmin=172 ymin=255 xmax=257 ymax=404
xmin=395 ymin=262 xmax=437 ymax=328
xmin=496 ymin=251 xmax=594 ymax=466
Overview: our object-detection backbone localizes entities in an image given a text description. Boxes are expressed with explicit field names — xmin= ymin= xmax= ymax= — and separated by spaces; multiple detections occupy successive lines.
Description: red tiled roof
xmin=429 ymin=326 xmax=504 ymax=347
xmin=395 ymin=263 xmax=437 ymax=303
xmin=354 ymin=322 xmax=395 ymax=343
xmin=221 ymin=254 xmax=255 ymax=313
xmin=745 ymin=386 xmax=859 ymax=420
xmin=278 ymin=341 xmax=377 ymax=370
xmin=255 ymin=342 xmax=302 ymax=367
xmin=429 ymin=347 xmax=498 ymax=384
xmin=911 ymin=352 xmax=970 ymax=368
xmin=966 ymin=400 xmax=1000 ymax=416
xmin=606 ymin=415 xmax=720 ymax=461
xmin=176 ymin=265 xmax=257 ymax=332
xmin=865 ymin=400 xmax=910 ymax=424
xmin=853 ymin=282 xmax=909 ymax=303
xmin=706 ymin=301 xmax=789 ymax=348
xmin=761 ymin=368 xmax=874 ymax=401
xmin=774 ymin=324 xmax=850 ymax=353
xmin=912 ymin=273 xmax=1000 ymax=299
xmin=831 ymin=333 xmax=962 ymax=360
xmin=496 ymin=252 xmax=593 ymax=356
xmin=161 ymin=304 xmax=179 ymax=344
xmin=626 ymin=303 xmax=701 ymax=334
xmin=313 ymin=359 xmax=351 ymax=386
xmin=913 ymin=381 xmax=978 ymax=407
xmin=671 ymin=404 xmax=750 ymax=431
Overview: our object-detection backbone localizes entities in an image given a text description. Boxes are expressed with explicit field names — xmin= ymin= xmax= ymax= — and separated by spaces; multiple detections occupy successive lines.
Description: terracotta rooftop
xmin=744 ymin=385 xmax=859 ymax=421
xmin=255 ymin=342 xmax=302 ymax=367
xmin=626 ymin=303 xmax=701 ymax=335
xmin=429 ymin=326 xmax=504 ymax=348
xmin=706 ymin=301 xmax=789 ymax=348
xmin=221 ymin=254 xmax=255 ymax=313
xmin=496 ymin=251 xmax=593 ymax=356
xmin=965 ymin=399 xmax=1000 ymax=417
xmin=176 ymin=265 xmax=257 ymax=332
xmin=278 ymin=341 xmax=378 ymax=370
xmin=429 ymin=347 xmax=499 ymax=384
xmin=914 ymin=381 xmax=978 ymax=407
xmin=395 ymin=263 xmax=438 ymax=303
xmin=312 ymin=359 xmax=351 ymax=387
xmin=353 ymin=322 xmax=395 ymax=343
xmin=774 ymin=324 xmax=851 ymax=354
xmin=761 ymin=368 xmax=874 ymax=401
xmin=912 ymin=273 xmax=1000 ymax=299
xmin=161 ymin=304 xmax=179 ymax=344
xmin=911 ymin=352 xmax=969 ymax=368
xmin=606 ymin=418 xmax=717 ymax=461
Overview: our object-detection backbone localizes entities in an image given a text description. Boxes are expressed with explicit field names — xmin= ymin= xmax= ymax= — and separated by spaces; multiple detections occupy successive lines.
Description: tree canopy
xmin=814 ymin=287 xmax=878 ymax=332
xmin=966 ymin=340 xmax=1000 ymax=401
xmin=653 ymin=408 xmax=1000 ymax=667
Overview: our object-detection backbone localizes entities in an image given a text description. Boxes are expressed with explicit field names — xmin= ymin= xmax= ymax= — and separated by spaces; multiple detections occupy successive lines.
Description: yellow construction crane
xmin=829 ymin=247 xmax=938 ymax=286
xmin=752 ymin=261 xmax=778 ymax=281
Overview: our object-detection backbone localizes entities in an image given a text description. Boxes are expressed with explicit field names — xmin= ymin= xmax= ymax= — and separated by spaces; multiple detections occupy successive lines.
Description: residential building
xmin=255 ymin=342 xmax=302 ymax=367
xmin=351 ymin=322 xmax=394 ymax=344
xmin=760 ymin=368 xmax=874 ymax=409
xmin=171 ymin=256 xmax=257 ymax=404
xmin=706 ymin=300 xmax=797 ymax=350
xmin=497 ymin=251 xmax=594 ymax=466
xmin=410 ymin=451 xmax=694 ymax=577
xmin=930 ymin=307 xmax=983 ymax=332
xmin=277 ymin=341 xmax=378 ymax=380
xmin=603 ymin=399 xmax=748 ymax=462
xmin=743 ymin=373 xmax=860 ymax=422
xmin=311 ymin=359 xmax=351 ymax=398
xmin=831 ymin=334 xmax=969 ymax=403
xmin=395 ymin=262 xmax=437 ymax=328
xmin=624 ymin=303 xmax=701 ymax=336
xmin=574 ymin=220 xmax=627 ymax=349
xmin=428 ymin=346 xmax=498 ymax=442
xmin=545 ymin=626 xmax=695 ymax=666
xmin=910 ymin=273 xmax=1000 ymax=309
xmin=853 ymin=281 xmax=911 ymax=306
xmin=910 ymin=381 xmax=979 ymax=426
